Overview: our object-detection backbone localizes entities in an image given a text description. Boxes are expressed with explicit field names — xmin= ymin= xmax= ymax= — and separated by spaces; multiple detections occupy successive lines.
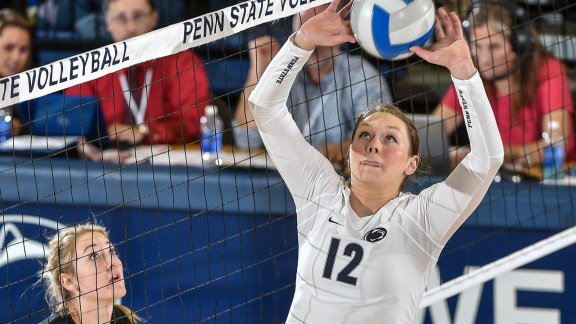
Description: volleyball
xmin=350 ymin=0 xmax=436 ymax=60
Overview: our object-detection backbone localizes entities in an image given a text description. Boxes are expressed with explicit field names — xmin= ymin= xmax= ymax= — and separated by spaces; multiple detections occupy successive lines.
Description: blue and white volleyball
xmin=350 ymin=0 xmax=435 ymax=60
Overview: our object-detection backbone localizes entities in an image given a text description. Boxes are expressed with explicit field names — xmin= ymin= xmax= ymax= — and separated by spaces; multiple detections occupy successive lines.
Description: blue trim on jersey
xmin=372 ymin=5 xmax=434 ymax=59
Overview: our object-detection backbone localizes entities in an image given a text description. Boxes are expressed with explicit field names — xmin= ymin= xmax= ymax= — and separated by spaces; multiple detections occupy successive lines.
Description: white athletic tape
xmin=0 ymin=0 xmax=331 ymax=109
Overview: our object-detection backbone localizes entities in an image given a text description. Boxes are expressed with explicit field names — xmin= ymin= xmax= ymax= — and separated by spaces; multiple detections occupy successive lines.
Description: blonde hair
xmin=42 ymin=223 xmax=139 ymax=323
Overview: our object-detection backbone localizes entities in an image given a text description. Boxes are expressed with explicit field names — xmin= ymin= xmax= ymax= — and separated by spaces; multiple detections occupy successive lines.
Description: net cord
xmin=420 ymin=225 xmax=576 ymax=308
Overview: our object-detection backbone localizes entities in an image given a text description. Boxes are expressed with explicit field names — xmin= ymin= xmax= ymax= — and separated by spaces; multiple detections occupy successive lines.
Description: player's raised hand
xmin=293 ymin=0 xmax=356 ymax=51
xmin=410 ymin=7 xmax=476 ymax=80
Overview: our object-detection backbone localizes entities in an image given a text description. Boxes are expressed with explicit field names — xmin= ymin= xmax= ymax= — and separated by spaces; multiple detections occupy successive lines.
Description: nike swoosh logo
xmin=328 ymin=217 xmax=342 ymax=226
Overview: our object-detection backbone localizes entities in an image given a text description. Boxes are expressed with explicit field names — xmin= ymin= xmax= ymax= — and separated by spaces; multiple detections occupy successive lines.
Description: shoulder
xmin=112 ymin=305 xmax=134 ymax=323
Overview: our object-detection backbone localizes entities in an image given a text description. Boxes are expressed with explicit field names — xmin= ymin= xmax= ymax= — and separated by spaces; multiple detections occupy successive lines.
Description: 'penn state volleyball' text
xmin=182 ymin=0 xmax=319 ymax=43
xmin=0 ymin=42 xmax=129 ymax=101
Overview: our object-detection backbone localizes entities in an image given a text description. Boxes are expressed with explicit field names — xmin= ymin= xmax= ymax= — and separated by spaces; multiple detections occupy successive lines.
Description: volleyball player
xmin=248 ymin=1 xmax=504 ymax=322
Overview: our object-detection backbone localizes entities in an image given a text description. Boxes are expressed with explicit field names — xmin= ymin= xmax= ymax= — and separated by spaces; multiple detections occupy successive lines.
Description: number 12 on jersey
xmin=322 ymin=237 xmax=364 ymax=286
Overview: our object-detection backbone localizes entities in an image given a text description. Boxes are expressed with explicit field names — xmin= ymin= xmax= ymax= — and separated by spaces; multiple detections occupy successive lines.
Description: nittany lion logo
xmin=364 ymin=227 xmax=387 ymax=243
xmin=0 ymin=215 xmax=63 ymax=268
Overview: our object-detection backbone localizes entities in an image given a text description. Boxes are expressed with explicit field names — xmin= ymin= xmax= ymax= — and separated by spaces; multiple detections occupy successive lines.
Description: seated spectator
xmin=433 ymin=1 xmax=574 ymax=168
xmin=0 ymin=8 xmax=32 ymax=136
xmin=73 ymin=0 xmax=187 ymax=40
xmin=233 ymin=3 xmax=392 ymax=166
xmin=65 ymin=0 xmax=210 ymax=147
xmin=37 ymin=0 xmax=187 ymax=39
xmin=40 ymin=223 xmax=139 ymax=323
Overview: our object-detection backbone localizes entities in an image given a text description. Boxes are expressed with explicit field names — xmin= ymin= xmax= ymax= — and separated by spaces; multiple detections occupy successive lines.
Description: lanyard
xmin=119 ymin=68 xmax=153 ymax=125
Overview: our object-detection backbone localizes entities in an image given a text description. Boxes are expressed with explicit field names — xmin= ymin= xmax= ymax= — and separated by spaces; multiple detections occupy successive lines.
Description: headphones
xmin=462 ymin=0 xmax=532 ymax=57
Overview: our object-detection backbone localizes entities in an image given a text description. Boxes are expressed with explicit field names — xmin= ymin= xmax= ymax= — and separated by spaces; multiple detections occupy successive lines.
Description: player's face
xmin=470 ymin=23 xmax=516 ymax=81
xmin=349 ymin=112 xmax=418 ymax=186
xmin=105 ymin=0 xmax=158 ymax=42
xmin=62 ymin=232 xmax=126 ymax=305
xmin=0 ymin=26 xmax=30 ymax=77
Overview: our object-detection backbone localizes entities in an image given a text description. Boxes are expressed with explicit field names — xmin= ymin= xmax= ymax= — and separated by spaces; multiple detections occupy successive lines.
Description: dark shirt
xmin=39 ymin=305 xmax=132 ymax=324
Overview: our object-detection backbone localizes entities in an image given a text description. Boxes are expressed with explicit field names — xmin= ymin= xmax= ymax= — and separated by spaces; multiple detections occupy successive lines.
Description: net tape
xmin=0 ymin=0 xmax=331 ymax=109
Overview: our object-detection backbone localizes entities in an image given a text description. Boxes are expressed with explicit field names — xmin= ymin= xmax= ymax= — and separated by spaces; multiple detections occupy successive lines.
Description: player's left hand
xmin=410 ymin=7 xmax=476 ymax=80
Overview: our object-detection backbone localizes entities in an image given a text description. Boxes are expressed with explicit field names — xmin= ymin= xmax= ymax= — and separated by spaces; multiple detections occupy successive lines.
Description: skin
xmin=105 ymin=0 xmax=158 ymax=144
xmin=0 ymin=25 xmax=30 ymax=135
xmin=0 ymin=25 xmax=30 ymax=78
xmin=348 ymin=113 xmax=419 ymax=216
xmin=234 ymin=4 xmax=350 ymax=164
xmin=432 ymin=22 xmax=571 ymax=167
xmin=105 ymin=0 xmax=158 ymax=42
xmin=294 ymin=0 xmax=476 ymax=216
xmin=60 ymin=232 xmax=126 ymax=324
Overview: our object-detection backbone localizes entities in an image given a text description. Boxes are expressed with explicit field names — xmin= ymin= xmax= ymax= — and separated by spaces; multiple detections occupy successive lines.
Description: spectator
xmin=233 ymin=3 xmax=392 ymax=166
xmin=0 ymin=8 xmax=32 ymax=136
xmin=433 ymin=1 xmax=574 ymax=168
xmin=65 ymin=0 xmax=210 ymax=146
xmin=73 ymin=0 xmax=187 ymax=40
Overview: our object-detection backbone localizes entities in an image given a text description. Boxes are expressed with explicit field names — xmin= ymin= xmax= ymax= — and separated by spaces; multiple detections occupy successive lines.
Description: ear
xmin=60 ymin=272 xmax=79 ymax=294
xmin=404 ymin=155 xmax=420 ymax=176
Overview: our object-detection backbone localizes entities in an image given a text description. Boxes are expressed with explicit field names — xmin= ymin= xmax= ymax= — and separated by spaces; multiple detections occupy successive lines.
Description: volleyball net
xmin=1 ymin=0 xmax=576 ymax=323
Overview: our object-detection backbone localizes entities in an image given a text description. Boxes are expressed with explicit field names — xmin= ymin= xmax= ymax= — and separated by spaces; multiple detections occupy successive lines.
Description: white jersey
xmin=249 ymin=37 xmax=504 ymax=324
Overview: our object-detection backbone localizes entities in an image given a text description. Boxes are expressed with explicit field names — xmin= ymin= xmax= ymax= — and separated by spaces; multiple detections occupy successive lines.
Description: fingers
xmin=449 ymin=11 xmax=464 ymax=38
xmin=438 ymin=7 xmax=454 ymax=36
xmin=409 ymin=46 xmax=429 ymax=62
xmin=327 ymin=0 xmax=342 ymax=12
xmin=434 ymin=16 xmax=445 ymax=39
xmin=339 ymin=0 xmax=353 ymax=19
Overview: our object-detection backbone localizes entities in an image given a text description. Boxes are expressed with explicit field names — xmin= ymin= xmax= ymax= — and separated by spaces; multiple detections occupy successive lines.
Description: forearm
xmin=249 ymin=34 xmax=313 ymax=125
xmin=454 ymin=72 xmax=504 ymax=174
xmin=424 ymin=73 xmax=504 ymax=245
xmin=234 ymin=69 xmax=259 ymax=129
xmin=506 ymin=142 xmax=542 ymax=164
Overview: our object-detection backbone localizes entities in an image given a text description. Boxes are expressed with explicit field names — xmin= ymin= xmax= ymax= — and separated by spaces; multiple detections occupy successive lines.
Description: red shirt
xmin=65 ymin=50 xmax=210 ymax=145
xmin=441 ymin=57 xmax=574 ymax=158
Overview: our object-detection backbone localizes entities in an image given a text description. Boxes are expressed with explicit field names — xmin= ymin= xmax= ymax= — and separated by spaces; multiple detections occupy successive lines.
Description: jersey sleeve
xmin=407 ymin=72 xmax=504 ymax=246
xmin=248 ymin=35 xmax=342 ymax=213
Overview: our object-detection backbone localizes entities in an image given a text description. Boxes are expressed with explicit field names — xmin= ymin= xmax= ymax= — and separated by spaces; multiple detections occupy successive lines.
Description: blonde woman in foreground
xmin=40 ymin=223 xmax=139 ymax=323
